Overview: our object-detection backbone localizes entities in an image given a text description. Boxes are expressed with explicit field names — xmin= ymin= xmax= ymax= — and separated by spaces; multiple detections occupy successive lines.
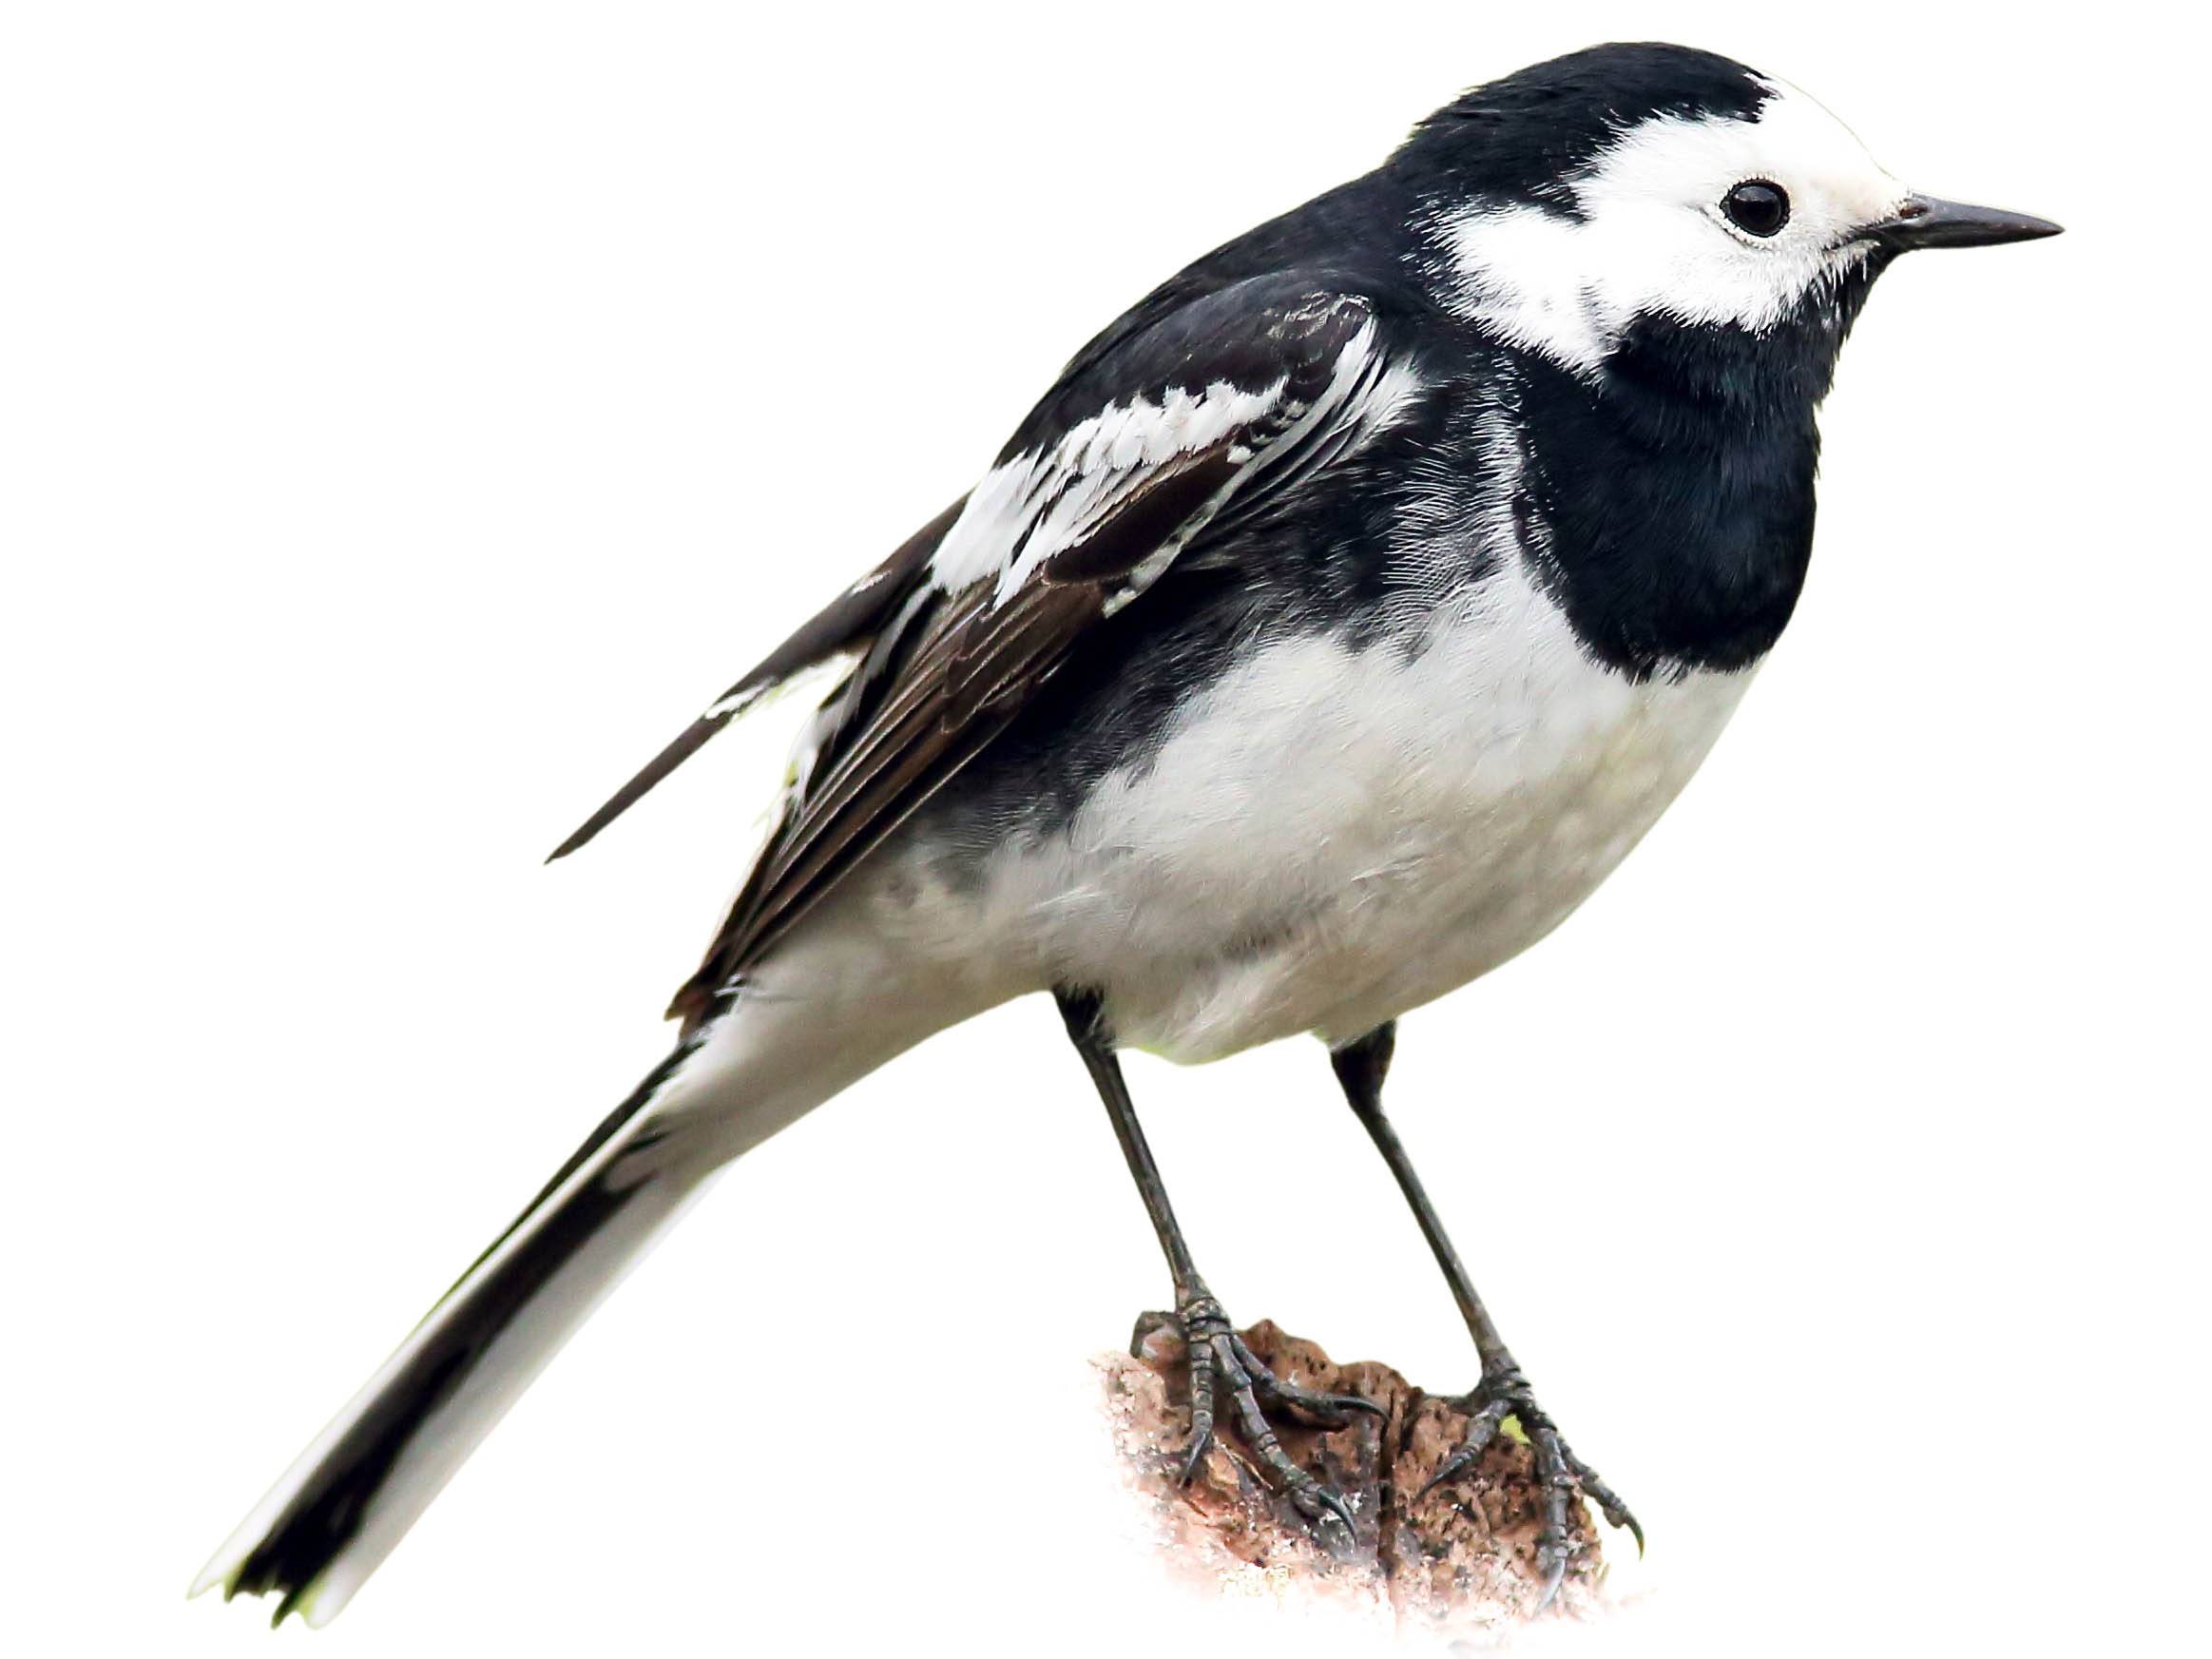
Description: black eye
xmin=1722 ymin=179 xmax=1790 ymax=238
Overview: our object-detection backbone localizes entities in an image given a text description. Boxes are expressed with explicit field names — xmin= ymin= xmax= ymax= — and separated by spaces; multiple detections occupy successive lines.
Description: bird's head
xmin=1391 ymin=44 xmax=2059 ymax=392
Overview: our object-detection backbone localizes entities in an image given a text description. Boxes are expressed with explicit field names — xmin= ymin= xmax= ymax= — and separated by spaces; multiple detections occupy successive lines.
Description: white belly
xmin=875 ymin=554 xmax=1755 ymax=1061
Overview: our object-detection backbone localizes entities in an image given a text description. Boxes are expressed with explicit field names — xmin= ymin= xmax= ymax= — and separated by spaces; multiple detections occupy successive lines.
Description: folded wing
xmin=576 ymin=275 xmax=1422 ymax=1028
xmin=546 ymin=496 xmax=970 ymax=861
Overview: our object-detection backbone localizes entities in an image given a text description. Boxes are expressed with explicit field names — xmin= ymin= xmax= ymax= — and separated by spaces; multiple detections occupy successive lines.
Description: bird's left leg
xmin=1057 ymin=987 xmax=1381 ymax=1540
xmin=1331 ymin=1020 xmax=1643 ymax=1605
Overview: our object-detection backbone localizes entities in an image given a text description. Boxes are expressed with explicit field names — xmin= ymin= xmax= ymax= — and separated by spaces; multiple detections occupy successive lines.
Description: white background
xmin=5 ymin=4 xmax=2203 ymax=1655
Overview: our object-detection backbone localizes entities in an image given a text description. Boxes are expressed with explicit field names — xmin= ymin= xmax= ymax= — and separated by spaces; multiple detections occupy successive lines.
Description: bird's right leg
xmin=1055 ymin=988 xmax=1380 ymax=1539
xmin=1331 ymin=1021 xmax=1641 ymax=1607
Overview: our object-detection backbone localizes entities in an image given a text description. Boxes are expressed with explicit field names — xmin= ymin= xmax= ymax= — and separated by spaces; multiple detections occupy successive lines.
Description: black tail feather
xmin=204 ymin=1044 xmax=700 ymax=1625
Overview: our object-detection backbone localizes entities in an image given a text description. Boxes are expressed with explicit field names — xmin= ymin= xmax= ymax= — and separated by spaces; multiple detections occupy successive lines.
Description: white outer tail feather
xmin=192 ymin=891 xmax=994 ymax=1625
xmin=189 ymin=1103 xmax=713 ymax=1626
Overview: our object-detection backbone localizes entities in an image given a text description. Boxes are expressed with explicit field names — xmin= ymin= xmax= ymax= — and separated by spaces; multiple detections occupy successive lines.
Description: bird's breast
xmin=877 ymin=550 xmax=1757 ymax=1060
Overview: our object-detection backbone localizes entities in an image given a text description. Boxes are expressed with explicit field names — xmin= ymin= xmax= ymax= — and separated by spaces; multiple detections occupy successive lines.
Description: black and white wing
xmin=546 ymin=495 xmax=970 ymax=862
xmin=563 ymin=273 xmax=1422 ymax=1028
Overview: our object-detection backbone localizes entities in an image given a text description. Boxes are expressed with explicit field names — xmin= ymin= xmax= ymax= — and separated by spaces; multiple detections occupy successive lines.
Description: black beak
xmin=1870 ymin=193 xmax=2065 ymax=251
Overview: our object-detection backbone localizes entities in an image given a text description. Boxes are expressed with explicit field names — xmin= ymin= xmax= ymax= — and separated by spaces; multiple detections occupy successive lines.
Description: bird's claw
xmin=1161 ymin=1290 xmax=1377 ymax=1548
xmin=1419 ymin=1360 xmax=1642 ymax=1611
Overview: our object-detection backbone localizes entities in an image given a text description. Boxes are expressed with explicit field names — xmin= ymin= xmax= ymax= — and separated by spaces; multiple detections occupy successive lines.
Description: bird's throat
xmin=1505 ymin=281 xmax=1878 ymax=680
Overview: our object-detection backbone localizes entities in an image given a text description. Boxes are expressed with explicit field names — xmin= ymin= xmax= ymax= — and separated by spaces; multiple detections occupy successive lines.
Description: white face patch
xmin=1430 ymin=79 xmax=1911 ymax=374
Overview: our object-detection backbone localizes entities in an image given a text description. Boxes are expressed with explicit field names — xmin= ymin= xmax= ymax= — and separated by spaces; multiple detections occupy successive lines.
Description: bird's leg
xmin=1332 ymin=1021 xmax=1642 ymax=1607
xmin=1057 ymin=988 xmax=1380 ymax=1541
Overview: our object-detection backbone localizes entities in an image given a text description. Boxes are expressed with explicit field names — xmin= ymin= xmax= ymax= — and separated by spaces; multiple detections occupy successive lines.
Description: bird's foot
xmin=1421 ymin=1360 xmax=1643 ymax=1611
xmin=1138 ymin=1288 xmax=1383 ymax=1547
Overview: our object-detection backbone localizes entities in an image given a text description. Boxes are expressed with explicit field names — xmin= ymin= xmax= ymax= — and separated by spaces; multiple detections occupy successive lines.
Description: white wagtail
xmin=194 ymin=42 xmax=2059 ymax=1624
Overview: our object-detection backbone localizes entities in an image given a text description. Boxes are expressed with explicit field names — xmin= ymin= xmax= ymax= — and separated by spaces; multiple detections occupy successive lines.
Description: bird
xmin=192 ymin=41 xmax=2060 ymax=1626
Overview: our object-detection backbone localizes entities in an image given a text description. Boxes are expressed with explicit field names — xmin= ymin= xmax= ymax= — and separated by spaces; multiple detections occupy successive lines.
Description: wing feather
xmin=664 ymin=279 xmax=1417 ymax=1026
xmin=729 ymin=586 xmax=1093 ymax=958
xmin=545 ymin=495 xmax=968 ymax=861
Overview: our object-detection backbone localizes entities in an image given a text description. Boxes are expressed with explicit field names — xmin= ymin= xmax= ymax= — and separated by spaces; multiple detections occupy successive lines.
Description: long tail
xmin=190 ymin=1041 xmax=716 ymax=1627
xmin=195 ymin=891 xmax=982 ymax=1626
